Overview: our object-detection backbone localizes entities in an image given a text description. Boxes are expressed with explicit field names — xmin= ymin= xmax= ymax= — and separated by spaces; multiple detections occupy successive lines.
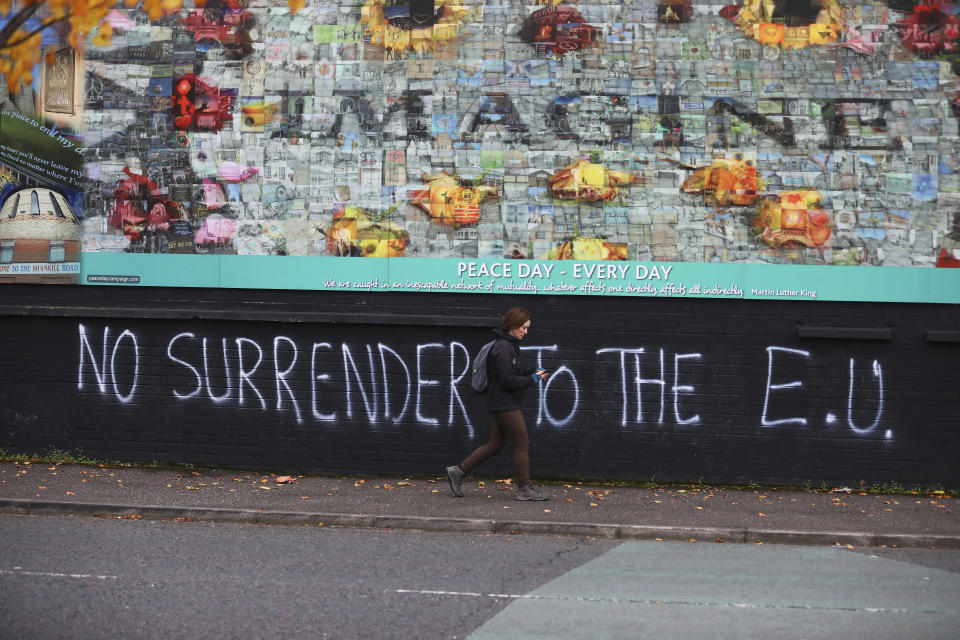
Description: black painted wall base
xmin=1 ymin=285 xmax=958 ymax=486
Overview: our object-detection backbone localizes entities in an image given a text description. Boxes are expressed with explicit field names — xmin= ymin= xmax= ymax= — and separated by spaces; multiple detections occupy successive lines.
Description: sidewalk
xmin=1 ymin=462 xmax=957 ymax=549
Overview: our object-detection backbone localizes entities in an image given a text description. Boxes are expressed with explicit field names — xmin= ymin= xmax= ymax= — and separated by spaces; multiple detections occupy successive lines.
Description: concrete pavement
xmin=1 ymin=462 xmax=957 ymax=549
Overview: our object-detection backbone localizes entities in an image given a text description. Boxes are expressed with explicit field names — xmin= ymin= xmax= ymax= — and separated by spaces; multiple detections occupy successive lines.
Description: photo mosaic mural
xmin=1 ymin=0 xmax=959 ymax=297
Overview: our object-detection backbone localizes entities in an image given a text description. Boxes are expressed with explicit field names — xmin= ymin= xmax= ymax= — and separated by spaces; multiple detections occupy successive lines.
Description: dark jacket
xmin=486 ymin=328 xmax=537 ymax=411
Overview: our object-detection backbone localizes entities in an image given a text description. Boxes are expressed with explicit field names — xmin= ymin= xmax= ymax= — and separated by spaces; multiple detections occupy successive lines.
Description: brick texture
xmin=1 ymin=285 xmax=958 ymax=486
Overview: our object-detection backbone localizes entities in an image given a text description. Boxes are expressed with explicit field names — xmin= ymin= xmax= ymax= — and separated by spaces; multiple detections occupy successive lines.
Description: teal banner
xmin=81 ymin=254 xmax=960 ymax=304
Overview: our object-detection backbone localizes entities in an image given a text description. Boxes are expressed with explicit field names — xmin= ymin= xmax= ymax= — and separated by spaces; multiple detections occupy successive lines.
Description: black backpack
xmin=470 ymin=340 xmax=496 ymax=393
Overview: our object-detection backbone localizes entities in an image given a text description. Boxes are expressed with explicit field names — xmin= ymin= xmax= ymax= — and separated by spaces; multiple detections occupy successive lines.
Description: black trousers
xmin=458 ymin=409 xmax=530 ymax=486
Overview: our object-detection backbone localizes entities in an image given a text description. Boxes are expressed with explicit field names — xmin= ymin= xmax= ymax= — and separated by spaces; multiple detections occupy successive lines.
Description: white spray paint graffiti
xmin=275 ymin=336 xmax=302 ymax=423
xmin=78 ymin=324 xmax=139 ymax=404
xmin=168 ymin=333 xmax=236 ymax=402
xmin=310 ymin=342 xmax=336 ymax=422
xmin=415 ymin=343 xmax=442 ymax=426
xmin=236 ymin=337 xmax=266 ymax=410
xmin=343 ymin=343 xmax=378 ymax=422
xmin=78 ymin=324 xmax=108 ymax=394
xmin=762 ymin=346 xmax=811 ymax=427
xmin=847 ymin=358 xmax=887 ymax=438
xmin=448 ymin=342 xmax=472 ymax=436
xmin=522 ymin=345 xmax=578 ymax=427
xmin=168 ymin=332 xmax=202 ymax=400
xmin=76 ymin=324 xmax=891 ymax=438
xmin=378 ymin=342 xmax=410 ymax=424
xmin=203 ymin=337 xmax=233 ymax=403
xmin=673 ymin=352 xmax=702 ymax=426
xmin=595 ymin=348 xmax=701 ymax=427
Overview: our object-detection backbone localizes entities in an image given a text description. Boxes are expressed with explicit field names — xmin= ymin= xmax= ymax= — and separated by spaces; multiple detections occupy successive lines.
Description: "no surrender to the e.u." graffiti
xmin=76 ymin=323 xmax=888 ymax=440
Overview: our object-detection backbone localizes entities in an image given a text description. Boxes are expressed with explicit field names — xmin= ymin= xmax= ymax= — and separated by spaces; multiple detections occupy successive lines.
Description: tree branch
xmin=2 ymin=14 xmax=70 ymax=49
xmin=0 ymin=1 xmax=44 ymax=50
xmin=0 ymin=0 xmax=118 ymax=51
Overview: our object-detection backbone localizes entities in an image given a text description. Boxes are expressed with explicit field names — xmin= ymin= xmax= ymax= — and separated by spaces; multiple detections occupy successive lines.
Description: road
xmin=1 ymin=514 xmax=958 ymax=639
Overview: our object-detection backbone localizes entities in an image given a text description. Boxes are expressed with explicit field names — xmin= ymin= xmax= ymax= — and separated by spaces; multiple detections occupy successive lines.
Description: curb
xmin=2 ymin=498 xmax=957 ymax=549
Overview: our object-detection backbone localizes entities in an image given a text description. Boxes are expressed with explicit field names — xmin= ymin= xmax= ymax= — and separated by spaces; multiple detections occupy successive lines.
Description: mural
xmin=2 ymin=0 xmax=960 ymax=294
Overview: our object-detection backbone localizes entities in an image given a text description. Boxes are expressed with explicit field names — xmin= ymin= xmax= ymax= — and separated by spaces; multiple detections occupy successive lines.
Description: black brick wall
xmin=1 ymin=285 xmax=958 ymax=486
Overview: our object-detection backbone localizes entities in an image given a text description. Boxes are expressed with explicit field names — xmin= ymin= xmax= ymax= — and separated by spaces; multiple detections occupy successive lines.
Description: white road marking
xmin=392 ymin=589 xmax=955 ymax=615
xmin=1 ymin=567 xmax=119 ymax=580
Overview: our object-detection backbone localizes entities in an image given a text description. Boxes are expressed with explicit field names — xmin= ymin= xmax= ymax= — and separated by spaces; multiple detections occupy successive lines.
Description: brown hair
xmin=501 ymin=306 xmax=531 ymax=331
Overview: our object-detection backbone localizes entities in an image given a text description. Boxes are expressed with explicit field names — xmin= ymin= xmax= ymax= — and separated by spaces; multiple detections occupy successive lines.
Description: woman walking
xmin=446 ymin=307 xmax=550 ymax=501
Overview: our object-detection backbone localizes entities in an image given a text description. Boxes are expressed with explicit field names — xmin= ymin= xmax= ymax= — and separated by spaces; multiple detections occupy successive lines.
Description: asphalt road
xmin=1 ymin=514 xmax=958 ymax=640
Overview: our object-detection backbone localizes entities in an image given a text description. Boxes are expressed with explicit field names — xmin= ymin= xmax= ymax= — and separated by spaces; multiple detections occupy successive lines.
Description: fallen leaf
xmin=397 ymin=481 xmax=413 ymax=487
xmin=276 ymin=476 xmax=294 ymax=484
xmin=65 ymin=491 xmax=74 ymax=496
xmin=758 ymin=513 xmax=766 ymax=517
xmin=383 ymin=484 xmax=393 ymax=490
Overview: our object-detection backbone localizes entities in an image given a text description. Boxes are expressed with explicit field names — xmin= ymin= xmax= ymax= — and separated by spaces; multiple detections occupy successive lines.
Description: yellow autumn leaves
xmin=0 ymin=0 xmax=305 ymax=93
